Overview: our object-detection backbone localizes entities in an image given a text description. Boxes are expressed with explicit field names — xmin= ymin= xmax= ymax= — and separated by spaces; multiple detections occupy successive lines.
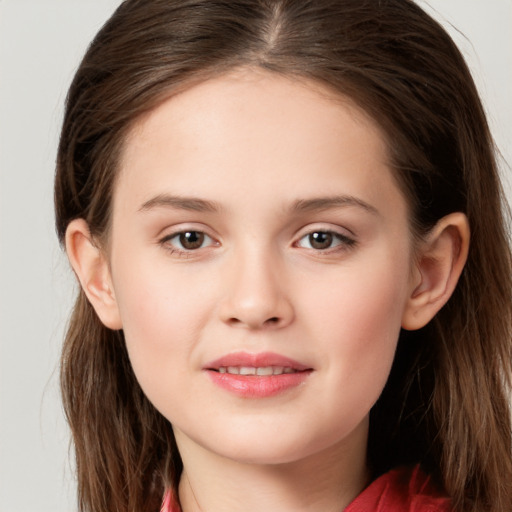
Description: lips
xmin=204 ymin=351 xmax=313 ymax=398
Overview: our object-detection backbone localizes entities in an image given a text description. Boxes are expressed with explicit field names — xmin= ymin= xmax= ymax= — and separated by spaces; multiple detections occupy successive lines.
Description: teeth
xmin=218 ymin=366 xmax=298 ymax=375
xmin=239 ymin=366 xmax=256 ymax=375
xmin=256 ymin=366 xmax=273 ymax=376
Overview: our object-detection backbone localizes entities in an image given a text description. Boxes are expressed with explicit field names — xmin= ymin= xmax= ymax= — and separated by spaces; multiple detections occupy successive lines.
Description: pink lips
xmin=204 ymin=351 xmax=313 ymax=398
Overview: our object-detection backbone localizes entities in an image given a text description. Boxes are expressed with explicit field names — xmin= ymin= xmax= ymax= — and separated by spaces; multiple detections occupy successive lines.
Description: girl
xmin=54 ymin=1 xmax=512 ymax=511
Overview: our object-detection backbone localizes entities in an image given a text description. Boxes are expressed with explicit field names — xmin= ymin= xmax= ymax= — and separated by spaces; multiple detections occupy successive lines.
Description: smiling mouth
xmin=215 ymin=366 xmax=300 ymax=376
xmin=204 ymin=352 xmax=312 ymax=397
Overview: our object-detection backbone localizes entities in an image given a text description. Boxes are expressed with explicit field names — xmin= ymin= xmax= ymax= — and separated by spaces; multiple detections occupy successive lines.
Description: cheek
xmin=306 ymin=255 xmax=409 ymax=347
xmin=301 ymin=253 xmax=411 ymax=410
xmin=110 ymin=260 xmax=214 ymax=404
xmin=114 ymin=250 xmax=213 ymax=336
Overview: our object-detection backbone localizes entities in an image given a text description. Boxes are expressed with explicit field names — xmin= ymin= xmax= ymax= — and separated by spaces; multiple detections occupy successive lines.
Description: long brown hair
xmin=55 ymin=1 xmax=512 ymax=511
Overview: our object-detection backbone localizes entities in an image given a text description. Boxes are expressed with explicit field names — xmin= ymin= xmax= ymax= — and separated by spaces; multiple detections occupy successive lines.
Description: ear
xmin=65 ymin=219 xmax=123 ymax=330
xmin=402 ymin=212 xmax=470 ymax=331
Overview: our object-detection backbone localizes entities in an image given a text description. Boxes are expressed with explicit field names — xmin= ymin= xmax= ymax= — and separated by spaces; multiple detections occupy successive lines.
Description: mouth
xmin=204 ymin=352 xmax=313 ymax=398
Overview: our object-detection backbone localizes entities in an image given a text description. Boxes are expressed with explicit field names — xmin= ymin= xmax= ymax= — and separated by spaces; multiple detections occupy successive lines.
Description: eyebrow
xmin=139 ymin=194 xmax=221 ymax=213
xmin=138 ymin=193 xmax=379 ymax=216
xmin=291 ymin=196 xmax=379 ymax=216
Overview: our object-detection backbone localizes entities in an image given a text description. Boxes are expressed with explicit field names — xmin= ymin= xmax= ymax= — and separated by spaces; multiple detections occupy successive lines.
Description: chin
xmin=215 ymin=443 xmax=311 ymax=466
xmin=191 ymin=424 xmax=340 ymax=467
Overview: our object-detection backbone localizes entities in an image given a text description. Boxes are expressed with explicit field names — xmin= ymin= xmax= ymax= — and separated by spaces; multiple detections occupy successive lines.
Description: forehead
xmin=116 ymin=68 xmax=400 ymax=213
xmin=124 ymin=69 xmax=388 ymax=153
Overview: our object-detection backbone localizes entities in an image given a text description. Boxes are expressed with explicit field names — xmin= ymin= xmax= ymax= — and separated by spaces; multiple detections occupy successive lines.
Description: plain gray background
xmin=0 ymin=1 xmax=511 ymax=511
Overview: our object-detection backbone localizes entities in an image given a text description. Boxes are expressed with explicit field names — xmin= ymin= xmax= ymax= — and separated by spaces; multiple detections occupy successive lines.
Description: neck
xmin=175 ymin=424 xmax=369 ymax=512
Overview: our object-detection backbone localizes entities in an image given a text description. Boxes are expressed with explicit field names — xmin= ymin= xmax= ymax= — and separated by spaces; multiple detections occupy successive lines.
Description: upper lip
xmin=204 ymin=351 xmax=312 ymax=371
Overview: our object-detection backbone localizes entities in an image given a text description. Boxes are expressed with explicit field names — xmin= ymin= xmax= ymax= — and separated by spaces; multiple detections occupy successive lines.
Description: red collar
xmin=345 ymin=465 xmax=452 ymax=512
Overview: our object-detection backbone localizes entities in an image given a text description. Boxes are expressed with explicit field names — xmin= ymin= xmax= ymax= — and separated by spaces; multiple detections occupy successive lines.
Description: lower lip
xmin=206 ymin=370 xmax=312 ymax=398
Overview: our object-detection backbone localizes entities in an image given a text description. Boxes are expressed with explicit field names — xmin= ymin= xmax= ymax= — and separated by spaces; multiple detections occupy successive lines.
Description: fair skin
xmin=66 ymin=69 xmax=469 ymax=512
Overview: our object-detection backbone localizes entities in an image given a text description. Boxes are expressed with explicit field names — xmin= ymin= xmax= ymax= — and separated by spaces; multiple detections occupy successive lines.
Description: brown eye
xmin=308 ymin=232 xmax=333 ymax=250
xmin=179 ymin=231 xmax=205 ymax=250
xmin=296 ymin=230 xmax=356 ymax=251
xmin=161 ymin=230 xmax=214 ymax=253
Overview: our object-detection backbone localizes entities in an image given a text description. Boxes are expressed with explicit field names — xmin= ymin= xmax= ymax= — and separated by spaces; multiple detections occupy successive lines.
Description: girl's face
xmin=108 ymin=70 xmax=418 ymax=465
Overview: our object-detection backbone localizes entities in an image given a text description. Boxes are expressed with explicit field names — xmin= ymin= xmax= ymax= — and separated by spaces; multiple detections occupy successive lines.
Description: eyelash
xmin=158 ymin=228 xmax=357 ymax=256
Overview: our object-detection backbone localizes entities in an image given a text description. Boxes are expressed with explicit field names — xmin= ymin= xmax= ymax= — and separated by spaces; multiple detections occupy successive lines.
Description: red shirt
xmin=345 ymin=465 xmax=452 ymax=512
xmin=161 ymin=464 xmax=452 ymax=512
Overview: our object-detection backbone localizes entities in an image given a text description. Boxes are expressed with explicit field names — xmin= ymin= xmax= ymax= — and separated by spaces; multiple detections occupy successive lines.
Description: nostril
xmin=229 ymin=317 xmax=278 ymax=324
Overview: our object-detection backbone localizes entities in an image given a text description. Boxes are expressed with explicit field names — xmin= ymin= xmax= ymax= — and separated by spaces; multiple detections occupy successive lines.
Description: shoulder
xmin=344 ymin=464 xmax=453 ymax=512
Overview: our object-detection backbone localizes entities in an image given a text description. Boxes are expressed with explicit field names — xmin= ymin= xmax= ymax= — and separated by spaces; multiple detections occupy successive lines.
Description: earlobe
xmin=65 ymin=219 xmax=123 ymax=330
xmin=401 ymin=212 xmax=470 ymax=331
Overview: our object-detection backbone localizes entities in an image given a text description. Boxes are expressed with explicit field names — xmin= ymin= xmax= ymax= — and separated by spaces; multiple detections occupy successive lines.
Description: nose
xmin=218 ymin=248 xmax=294 ymax=330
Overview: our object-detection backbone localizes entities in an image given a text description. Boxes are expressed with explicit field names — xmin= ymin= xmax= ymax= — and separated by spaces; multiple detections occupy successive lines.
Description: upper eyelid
xmin=158 ymin=223 xmax=217 ymax=239
xmin=294 ymin=223 xmax=356 ymax=239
